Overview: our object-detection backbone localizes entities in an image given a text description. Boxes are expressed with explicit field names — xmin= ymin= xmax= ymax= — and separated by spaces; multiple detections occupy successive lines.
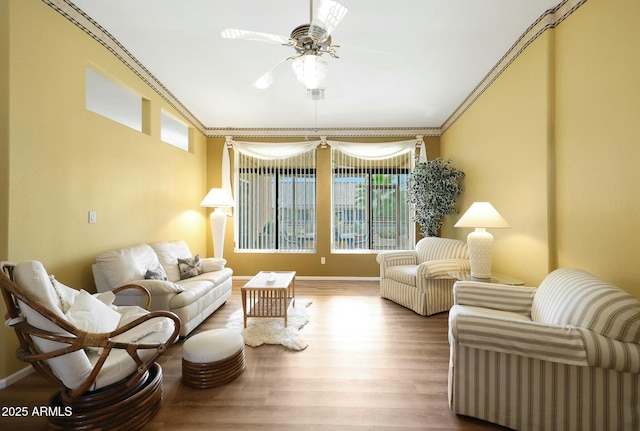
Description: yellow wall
xmin=554 ymin=0 xmax=640 ymax=292
xmin=1 ymin=0 xmax=11 ymax=384
xmin=1 ymin=0 xmax=209 ymax=380
xmin=442 ymin=0 xmax=640 ymax=296
xmin=205 ymin=136 xmax=440 ymax=277
xmin=441 ymin=31 xmax=553 ymax=286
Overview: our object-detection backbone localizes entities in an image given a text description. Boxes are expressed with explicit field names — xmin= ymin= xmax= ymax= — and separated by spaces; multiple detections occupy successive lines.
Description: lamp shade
xmin=454 ymin=202 xmax=509 ymax=229
xmin=200 ymin=188 xmax=234 ymax=208
xmin=291 ymin=54 xmax=328 ymax=89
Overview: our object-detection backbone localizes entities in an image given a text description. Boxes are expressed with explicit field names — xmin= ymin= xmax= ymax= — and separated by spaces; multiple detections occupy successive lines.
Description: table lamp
xmin=200 ymin=188 xmax=235 ymax=259
xmin=454 ymin=202 xmax=509 ymax=279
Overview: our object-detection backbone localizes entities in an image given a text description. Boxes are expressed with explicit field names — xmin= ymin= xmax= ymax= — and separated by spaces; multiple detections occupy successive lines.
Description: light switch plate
xmin=88 ymin=211 xmax=97 ymax=224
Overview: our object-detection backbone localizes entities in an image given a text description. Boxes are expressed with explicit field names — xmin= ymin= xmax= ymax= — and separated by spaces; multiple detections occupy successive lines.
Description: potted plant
xmin=407 ymin=157 xmax=464 ymax=237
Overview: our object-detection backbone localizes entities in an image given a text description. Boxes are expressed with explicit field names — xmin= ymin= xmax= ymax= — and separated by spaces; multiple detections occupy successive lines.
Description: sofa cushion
xmin=149 ymin=240 xmax=193 ymax=282
xmin=385 ymin=265 xmax=417 ymax=286
xmin=170 ymin=278 xmax=214 ymax=309
xmin=96 ymin=243 xmax=160 ymax=287
xmin=532 ymin=268 xmax=640 ymax=343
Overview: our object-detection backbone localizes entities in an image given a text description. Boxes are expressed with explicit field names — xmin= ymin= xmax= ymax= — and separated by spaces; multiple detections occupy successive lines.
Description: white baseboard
xmin=0 ymin=365 xmax=34 ymax=389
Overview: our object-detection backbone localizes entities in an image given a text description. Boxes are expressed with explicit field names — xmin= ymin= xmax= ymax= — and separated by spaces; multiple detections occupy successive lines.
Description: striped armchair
xmin=448 ymin=268 xmax=640 ymax=431
xmin=377 ymin=237 xmax=469 ymax=316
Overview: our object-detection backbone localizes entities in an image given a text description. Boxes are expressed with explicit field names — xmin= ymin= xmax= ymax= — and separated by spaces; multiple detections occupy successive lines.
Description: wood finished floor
xmin=0 ymin=279 xmax=508 ymax=431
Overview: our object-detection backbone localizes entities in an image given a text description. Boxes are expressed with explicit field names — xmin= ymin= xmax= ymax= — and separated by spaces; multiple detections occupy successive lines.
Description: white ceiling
xmin=68 ymin=0 xmax=562 ymax=132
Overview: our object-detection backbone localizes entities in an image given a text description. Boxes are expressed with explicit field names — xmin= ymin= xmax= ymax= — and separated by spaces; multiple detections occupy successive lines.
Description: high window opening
xmin=85 ymin=68 xmax=143 ymax=132
xmin=161 ymin=110 xmax=190 ymax=151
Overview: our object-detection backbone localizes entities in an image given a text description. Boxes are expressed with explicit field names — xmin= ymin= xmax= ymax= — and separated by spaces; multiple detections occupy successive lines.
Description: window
xmin=161 ymin=110 xmax=189 ymax=151
xmin=235 ymin=149 xmax=316 ymax=252
xmin=85 ymin=68 xmax=142 ymax=131
xmin=332 ymin=148 xmax=413 ymax=252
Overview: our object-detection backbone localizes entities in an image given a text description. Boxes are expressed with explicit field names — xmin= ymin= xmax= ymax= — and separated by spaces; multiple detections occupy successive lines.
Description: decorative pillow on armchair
xmin=177 ymin=255 xmax=202 ymax=280
xmin=65 ymin=290 xmax=121 ymax=333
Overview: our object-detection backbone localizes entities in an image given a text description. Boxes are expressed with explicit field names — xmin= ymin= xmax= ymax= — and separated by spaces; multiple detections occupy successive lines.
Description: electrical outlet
xmin=321 ymin=257 xmax=326 ymax=264
xmin=88 ymin=211 xmax=97 ymax=224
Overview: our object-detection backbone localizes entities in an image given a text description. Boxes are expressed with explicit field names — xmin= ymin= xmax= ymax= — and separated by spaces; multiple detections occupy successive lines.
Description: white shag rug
xmin=226 ymin=300 xmax=312 ymax=351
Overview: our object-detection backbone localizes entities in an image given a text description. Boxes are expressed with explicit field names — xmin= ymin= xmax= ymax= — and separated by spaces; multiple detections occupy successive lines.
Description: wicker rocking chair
xmin=0 ymin=260 xmax=180 ymax=431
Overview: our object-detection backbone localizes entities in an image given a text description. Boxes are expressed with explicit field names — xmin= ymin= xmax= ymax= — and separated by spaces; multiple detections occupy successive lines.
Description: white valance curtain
xmin=328 ymin=139 xmax=417 ymax=160
xmin=221 ymin=135 xmax=427 ymax=197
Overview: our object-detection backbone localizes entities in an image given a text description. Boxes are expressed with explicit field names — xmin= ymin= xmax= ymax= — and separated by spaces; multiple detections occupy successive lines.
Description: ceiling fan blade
xmin=252 ymin=59 xmax=288 ymax=89
xmin=221 ymin=28 xmax=290 ymax=45
xmin=309 ymin=0 xmax=348 ymax=42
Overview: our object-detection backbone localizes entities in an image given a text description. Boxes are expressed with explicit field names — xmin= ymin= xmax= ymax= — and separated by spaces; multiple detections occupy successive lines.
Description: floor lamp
xmin=200 ymin=188 xmax=235 ymax=259
xmin=454 ymin=202 xmax=509 ymax=279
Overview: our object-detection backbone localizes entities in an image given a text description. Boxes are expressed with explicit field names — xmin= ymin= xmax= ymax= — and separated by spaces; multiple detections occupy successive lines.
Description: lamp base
xmin=467 ymin=228 xmax=494 ymax=279
xmin=210 ymin=208 xmax=227 ymax=259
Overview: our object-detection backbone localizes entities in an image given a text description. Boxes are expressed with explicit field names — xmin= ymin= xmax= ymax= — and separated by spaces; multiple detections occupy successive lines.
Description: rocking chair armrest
xmin=112 ymin=283 xmax=151 ymax=310
xmin=12 ymin=320 xmax=95 ymax=361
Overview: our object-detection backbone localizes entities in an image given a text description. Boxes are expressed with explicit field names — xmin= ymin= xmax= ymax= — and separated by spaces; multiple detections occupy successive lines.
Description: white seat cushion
xmin=182 ymin=329 xmax=244 ymax=363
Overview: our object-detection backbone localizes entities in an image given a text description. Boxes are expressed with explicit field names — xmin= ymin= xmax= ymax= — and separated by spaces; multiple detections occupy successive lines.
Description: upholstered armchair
xmin=376 ymin=237 xmax=469 ymax=316
xmin=448 ymin=268 xmax=640 ymax=431
xmin=0 ymin=260 xmax=180 ymax=431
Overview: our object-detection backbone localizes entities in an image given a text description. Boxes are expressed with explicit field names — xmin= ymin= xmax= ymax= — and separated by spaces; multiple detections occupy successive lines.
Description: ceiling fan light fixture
xmin=291 ymin=54 xmax=328 ymax=89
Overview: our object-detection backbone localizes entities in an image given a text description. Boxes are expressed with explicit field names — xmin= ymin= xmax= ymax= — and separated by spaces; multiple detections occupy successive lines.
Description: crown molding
xmin=44 ymin=0 xmax=586 ymax=138
xmin=205 ymin=127 xmax=441 ymax=139
xmin=441 ymin=0 xmax=588 ymax=132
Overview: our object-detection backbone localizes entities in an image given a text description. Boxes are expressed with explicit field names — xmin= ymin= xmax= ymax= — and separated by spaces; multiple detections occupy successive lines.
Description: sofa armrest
xmin=112 ymin=284 xmax=151 ymax=310
xmin=579 ymin=328 xmax=640 ymax=373
xmin=449 ymin=305 xmax=588 ymax=367
xmin=453 ymin=281 xmax=537 ymax=315
xmin=116 ymin=280 xmax=184 ymax=296
xmin=376 ymin=250 xmax=418 ymax=278
xmin=201 ymin=257 xmax=226 ymax=273
xmin=376 ymin=250 xmax=418 ymax=265
xmin=417 ymin=258 xmax=470 ymax=279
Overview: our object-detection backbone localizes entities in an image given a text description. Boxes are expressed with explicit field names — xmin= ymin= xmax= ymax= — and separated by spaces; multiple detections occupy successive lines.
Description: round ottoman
xmin=182 ymin=329 xmax=246 ymax=388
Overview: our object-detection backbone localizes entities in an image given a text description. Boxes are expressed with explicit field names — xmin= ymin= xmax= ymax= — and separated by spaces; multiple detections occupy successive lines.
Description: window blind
xmin=235 ymin=149 xmax=316 ymax=252
xmin=332 ymin=148 xmax=413 ymax=252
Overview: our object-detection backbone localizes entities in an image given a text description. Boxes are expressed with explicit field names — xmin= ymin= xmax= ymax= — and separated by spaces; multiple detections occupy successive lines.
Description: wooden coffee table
xmin=241 ymin=271 xmax=296 ymax=328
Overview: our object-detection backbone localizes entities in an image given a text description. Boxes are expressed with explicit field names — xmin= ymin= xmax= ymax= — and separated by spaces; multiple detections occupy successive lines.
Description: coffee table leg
xmin=291 ymin=277 xmax=296 ymax=307
xmin=241 ymin=289 xmax=247 ymax=328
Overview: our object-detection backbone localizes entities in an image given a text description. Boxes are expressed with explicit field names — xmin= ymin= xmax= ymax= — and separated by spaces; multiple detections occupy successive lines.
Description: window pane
xmin=236 ymin=150 xmax=316 ymax=252
xmin=332 ymin=149 xmax=413 ymax=252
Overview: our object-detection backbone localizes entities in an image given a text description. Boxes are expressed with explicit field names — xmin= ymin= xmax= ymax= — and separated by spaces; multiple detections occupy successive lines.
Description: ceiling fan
xmin=221 ymin=0 xmax=348 ymax=94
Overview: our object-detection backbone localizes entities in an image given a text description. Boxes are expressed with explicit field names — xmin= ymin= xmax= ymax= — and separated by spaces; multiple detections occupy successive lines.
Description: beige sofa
xmin=93 ymin=240 xmax=232 ymax=337
xmin=448 ymin=268 xmax=640 ymax=430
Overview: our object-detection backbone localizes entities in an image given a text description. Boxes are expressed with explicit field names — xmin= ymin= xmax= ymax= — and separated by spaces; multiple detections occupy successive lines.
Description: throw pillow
xmin=177 ymin=255 xmax=202 ymax=280
xmin=145 ymin=266 xmax=168 ymax=281
xmin=65 ymin=290 xmax=121 ymax=333
xmin=49 ymin=275 xmax=79 ymax=314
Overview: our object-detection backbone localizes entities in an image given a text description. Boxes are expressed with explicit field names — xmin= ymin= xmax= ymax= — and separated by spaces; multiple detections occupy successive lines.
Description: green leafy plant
xmin=407 ymin=157 xmax=465 ymax=237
